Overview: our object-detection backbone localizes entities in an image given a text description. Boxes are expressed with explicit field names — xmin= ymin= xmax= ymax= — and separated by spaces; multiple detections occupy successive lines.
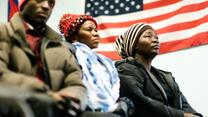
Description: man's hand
xmin=48 ymin=91 xmax=81 ymax=117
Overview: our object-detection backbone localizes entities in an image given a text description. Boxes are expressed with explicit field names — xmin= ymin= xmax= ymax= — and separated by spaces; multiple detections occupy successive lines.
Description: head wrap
xmin=115 ymin=23 xmax=153 ymax=58
xmin=18 ymin=0 xmax=29 ymax=11
xmin=59 ymin=13 xmax=97 ymax=42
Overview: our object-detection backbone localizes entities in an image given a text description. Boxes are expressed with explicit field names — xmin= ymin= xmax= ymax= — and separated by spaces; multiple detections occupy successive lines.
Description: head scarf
xmin=115 ymin=23 xmax=153 ymax=58
xmin=59 ymin=13 xmax=97 ymax=42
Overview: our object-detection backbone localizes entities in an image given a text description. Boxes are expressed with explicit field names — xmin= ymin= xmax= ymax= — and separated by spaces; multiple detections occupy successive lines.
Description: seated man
xmin=0 ymin=0 xmax=86 ymax=116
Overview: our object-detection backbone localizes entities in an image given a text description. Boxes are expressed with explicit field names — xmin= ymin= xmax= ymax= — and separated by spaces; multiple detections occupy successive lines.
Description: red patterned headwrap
xmin=59 ymin=13 xmax=97 ymax=42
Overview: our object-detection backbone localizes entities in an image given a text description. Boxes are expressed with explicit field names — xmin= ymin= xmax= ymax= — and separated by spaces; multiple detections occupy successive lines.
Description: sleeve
xmin=58 ymin=48 xmax=87 ymax=110
xmin=116 ymin=63 xmax=184 ymax=117
xmin=0 ymin=24 xmax=48 ymax=92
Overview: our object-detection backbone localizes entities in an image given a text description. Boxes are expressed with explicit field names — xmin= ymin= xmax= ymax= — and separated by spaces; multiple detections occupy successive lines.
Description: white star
xmin=104 ymin=10 xmax=109 ymax=14
xmin=99 ymin=6 xmax=104 ymax=10
xmin=110 ymin=5 xmax=114 ymax=9
xmin=95 ymin=2 xmax=99 ymax=6
xmin=91 ymin=7 xmax=94 ymax=11
xmin=86 ymin=12 xmax=90 ymax=15
xmin=105 ymin=1 xmax=109 ymax=5
xmin=136 ymin=4 xmax=141 ymax=9
xmin=125 ymin=7 xmax=130 ymax=11
xmin=131 ymin=1 xmax=135 ymax=6
xmin=120 ymin=3 xmax=125 ymax=7
xmin=115 ymin=0 xmax=119 ymax=4
xmin=115 ymin=9 xmax=119 ymax=13
xmin=86 ymin=3 xmax=91 ymax=8
xmin=94 ymin=10 xmax=98 ymax=14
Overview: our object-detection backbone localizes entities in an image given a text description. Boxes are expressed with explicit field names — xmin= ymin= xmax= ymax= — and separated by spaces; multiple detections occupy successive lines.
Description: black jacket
xmin=115 ymin=58 xmax=202 ymax=117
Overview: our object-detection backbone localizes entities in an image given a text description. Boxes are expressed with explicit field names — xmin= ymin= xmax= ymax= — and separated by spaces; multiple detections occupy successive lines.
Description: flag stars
xmin=105 ymin=1 xmax=109 ymax=5
xmin=91 ymin=7 xmax=94 ymax=11
xmin=125 ymin=7 xmax=130 ymax=11
xmin=110 ymin=5 xmax=114 ymax=9
xmin=115 ymin=9 xmax=120 ymax=13
xmin=131 ymin=1 xmax=135 ymax=6
xmin=85 ymin=0 xmax=143 ymax=17
xmin=94 ymin=10 xmax=98 ymax=15
xmin=136 ymin=5 xmax=141 ymax=9
xmin=99 ymin=6 xmax=104 ymax=10
xmin=95 ymin=2 xmax=99 ymax=6
xmin=104 ymin=10 xmax=110 ymax=15
xmin=115 ymin=0 xmax=120 ymax=4
xmin=86 ymin=3 xmax=91 ymax=8
xmin=120 ymin=3 xmax=125 ymax=7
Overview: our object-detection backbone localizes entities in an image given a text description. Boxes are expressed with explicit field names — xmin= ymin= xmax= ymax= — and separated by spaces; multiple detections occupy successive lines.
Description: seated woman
xmin=59 ymin=14 xmax=134 ymax=117
xmin=115 ymin=23 xmax=203 ymax=117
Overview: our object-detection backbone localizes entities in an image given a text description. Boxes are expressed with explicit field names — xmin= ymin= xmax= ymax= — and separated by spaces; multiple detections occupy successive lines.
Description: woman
xmin=115 ymin=23 xmax=203 ymax=117
xmin=59 ymin=14 xmax=134 ymax=117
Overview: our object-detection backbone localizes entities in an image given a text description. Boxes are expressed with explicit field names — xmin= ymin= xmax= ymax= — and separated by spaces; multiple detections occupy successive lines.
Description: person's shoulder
xmin=45 ymin=26 xmax=62 ymax=41
xmin=115 ymin=57 xmax=136 ymax=67
xmin=157 ymin=69 xmax=172 ymax=74
xmin=0 ymin=22 xmax=12 ymax=42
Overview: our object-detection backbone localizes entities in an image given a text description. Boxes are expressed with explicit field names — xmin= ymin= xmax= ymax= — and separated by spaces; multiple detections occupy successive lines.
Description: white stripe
xmin=159 ymin=22 xmax=208 ymax=42
xmin=143 ymin=0 xmax=160 ymax=4
xmin=96 ymin=22 xmax=208 ymax=52
xmin=151 ymin=7 xmax=208 ymax=29
xmin=94 ymin=0 xmax=205 ymax=24
xmin=98 ymin=7 xmax=208 ymax=38
xmin=95 ymin=43 xmax=117 ymax=51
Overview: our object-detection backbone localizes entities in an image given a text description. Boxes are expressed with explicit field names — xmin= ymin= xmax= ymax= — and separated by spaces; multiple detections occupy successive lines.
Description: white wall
xmin=154 ymin=45 xmax=208 ymax=116
xmin=1 ymin=0 xmax=207 ymax=116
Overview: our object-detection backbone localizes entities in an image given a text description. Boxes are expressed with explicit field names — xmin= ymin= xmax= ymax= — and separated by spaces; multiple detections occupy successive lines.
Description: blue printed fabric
xmin=72 ymin=42 xmax=120 ymax=112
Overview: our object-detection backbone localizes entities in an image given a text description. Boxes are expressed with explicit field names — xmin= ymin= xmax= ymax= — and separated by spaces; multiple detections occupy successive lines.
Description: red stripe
xmin=8 ymin=0 xmax=19 ymax=20
xmin=97 ymin=51 xmax=122 ymax=60
xmin=100 ymin=36 xmax=118 ymax=43
xmin=159 ymin=32 xmax=208 ymax=54
xmin=97 ymin=1 xmax=208 ymax=30
xmin=157 ymin=14 xmax=208 ymax=34
xmin=99 ymin=14 xmax=208 ymax=43
xmin=98 ymin=32 xmax=208 ymax=60
xmin=144 ymin=0 xmax=181 ymax=10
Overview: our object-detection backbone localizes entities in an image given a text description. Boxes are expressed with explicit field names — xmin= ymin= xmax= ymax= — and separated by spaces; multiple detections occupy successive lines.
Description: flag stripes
xmin=91 ymin=0 xmax=208 ymax=60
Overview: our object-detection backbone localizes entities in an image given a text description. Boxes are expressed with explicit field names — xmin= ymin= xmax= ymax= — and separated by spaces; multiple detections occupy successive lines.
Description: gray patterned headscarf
xmin=115 ymin=23 xmax=153 ymax=58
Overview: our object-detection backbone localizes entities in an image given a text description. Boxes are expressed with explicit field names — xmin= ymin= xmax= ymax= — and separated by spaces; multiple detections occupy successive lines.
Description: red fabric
xmin=24 ymin=24 xmax=44 ymax=81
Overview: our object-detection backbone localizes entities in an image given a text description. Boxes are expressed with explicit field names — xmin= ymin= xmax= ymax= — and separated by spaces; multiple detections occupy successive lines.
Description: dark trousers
xmin=0 ymin=85 xmax=120 ymax=117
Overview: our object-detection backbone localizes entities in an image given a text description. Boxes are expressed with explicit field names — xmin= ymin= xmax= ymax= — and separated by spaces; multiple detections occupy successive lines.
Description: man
xmin=0 ymin=0 xmax=87 ymax=116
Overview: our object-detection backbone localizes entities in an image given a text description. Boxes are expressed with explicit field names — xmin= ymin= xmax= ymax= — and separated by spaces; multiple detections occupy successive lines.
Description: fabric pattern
xmin=59 ymin=14 xmax=97 ymax=42
xmin=72 ymin=42 xmax=120 ymax=112
xmin=115 ymin=23 xmax=152 ymax=58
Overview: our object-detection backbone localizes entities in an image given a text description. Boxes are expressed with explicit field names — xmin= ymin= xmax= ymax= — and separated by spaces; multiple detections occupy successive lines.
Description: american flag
xmin=8 ymin=0 xmax=18 ymax=20
xmin=85 ymin=0 xmax=208 ymax=60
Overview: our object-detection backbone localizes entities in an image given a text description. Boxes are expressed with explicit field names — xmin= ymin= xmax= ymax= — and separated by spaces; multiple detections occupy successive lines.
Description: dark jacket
xmin=115 ymin=58 xmax=201 ymax=117
xmin=0 ymin=13 xmax=87 ymax=110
